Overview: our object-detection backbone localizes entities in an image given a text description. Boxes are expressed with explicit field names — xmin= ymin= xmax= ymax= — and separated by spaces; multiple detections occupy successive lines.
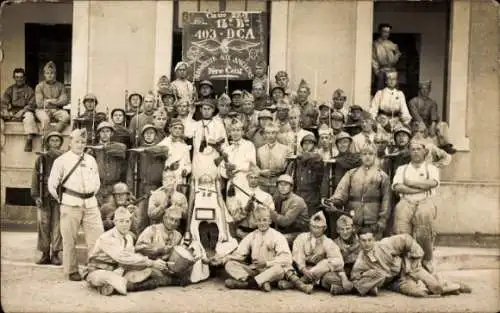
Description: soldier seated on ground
xmin=270 ymin=174 xmax=309 ymax=246
xmin=278 ymin=211 xmax=353 ymax=295
xmin=333 ymin=215 xmax=361 ymax=277
xmin=84 ymin=207 xmax=169 ymax=296
xmin=135 ymin=206 xmax=192 ymax=287
xmin=214 ymin=207 xmax=293 ymax=292
xmin=100 ymin=182 xmax=137 ymax=231
xmin=148 ymin=170 xmax=188 ymax=225
xmin=351 ymin=230 xmax=471 ymax=298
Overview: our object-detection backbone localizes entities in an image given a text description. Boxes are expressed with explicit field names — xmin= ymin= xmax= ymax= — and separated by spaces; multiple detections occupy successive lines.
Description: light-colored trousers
xmin=60 ymin=204 xmax=104 ymax=275
xmin=37 ymin=199 xmax=62 ymax=253
xmin=393 ymin=198 xmax=436 ymax=262
xmin=24 ymin=108 xmax=70 ymax=133
xmin=225 ymin=260 xmax=285 ymax=286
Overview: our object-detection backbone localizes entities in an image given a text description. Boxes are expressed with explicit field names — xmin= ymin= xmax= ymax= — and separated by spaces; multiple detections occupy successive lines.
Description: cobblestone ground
xmin=1 ymin=262 xmax=499 ymax=313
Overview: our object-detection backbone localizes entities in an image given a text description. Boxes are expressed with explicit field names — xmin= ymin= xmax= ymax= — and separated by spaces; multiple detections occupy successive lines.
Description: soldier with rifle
xmin=73 ymin=93 xmax=108 ymax=145
xmin=88 ymin=121 xmax=128 ymax=206
xmin=126 ymin=124 xmax=168 ymax=235
xmin=31 ymin=130 xmax=64 ymax=265
xmin=110 ymin=108 xmax=132 ymax=148
xmin=124 ymin=90 xmax=143 ymax=126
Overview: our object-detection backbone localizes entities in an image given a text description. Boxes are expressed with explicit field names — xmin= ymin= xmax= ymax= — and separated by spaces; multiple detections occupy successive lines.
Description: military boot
xmin=277 ymin=279 xmax=294 ymax=290
xmin=285 ymin=271 xmax=313 ymax=294
xmin=51 ymin=251 xmax=62 ymax=266
xmin=99 ymin=283 xmax=115 ymax=296
xmin=126 ymin=278 xmax=159 ymax=292
xmin=224 ymin=278 xmax=249 ymax=289
xmin=36 ymin=252 xmax=51 ymax=265
xmin=154 ymin=276 xmax=174 ymax=287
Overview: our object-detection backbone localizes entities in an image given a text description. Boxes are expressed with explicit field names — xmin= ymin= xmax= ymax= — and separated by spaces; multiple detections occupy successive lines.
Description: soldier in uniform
xmin=287 ymin=135 xmax=325 ymax=216
xmin=327 ymin=143 xmax=391 ymax=240
xmin=370 ymin=71 xmax=412 ymax=127
xmin=170 ymin=61 xmax=196 ymax=106
xmin=250 ymin=110 xmax=274 ymax=149
xmin=152 ymin=107 xmax=169 ymax=141
xmin=277 ymin=107 xmax=314 ymax=156
xmin=333 ymin=215 xmax=361 ymax=277
xmin=84 ymin=207 xmax=169 ymax=296
xmin=100 ymin=182 xmax=137 ymax=232
xmin=31 ymin=131 xmax=64 ymax=265
xmin=392 ymin=139 xmax=441 ymax=273
xmin=158 ymin=86 xmax=178 ymax=119
xmin=126 ymin=124 xmax=168 ymax=234
xmin=241 ymin=92 xmax=260 ymax=140
xmin=408 ymin=81 xmax=455 ymax=154
xmin=90 ymin=122 xmax=127 ymax=206
xmin=275 ymin=70 xmax=296 ymax=101
xmin=372 ymin=23 xmax=401 ymax=91
xmin=274 ymin=99 xmax=291 ymax=133
xmin=125 ymin=92 xmax=143 ymax=124
xmin=352 ymin=115 xmax=377 ymax=153
xmin=331 ymin=89 xmax=350 ymax=122
xmin=34 ymin=61 xmax=70 ymax=134
xmin=270 ymin=82 xmax=286 ymax=106
xmin=75 ymin=93 xmax=108 ymax=145
xmin=157 ymin=118 xmax=192 ymax=187
xmin=175 ymin=99 xmax=194 ymax=131
xmin=1 ymin=68 xmax=37 ymax=151
xmin=193 ymin=80 xmax=215 ymax=121
xmin=257 ymin=123 xmax=291 ymax=195
xmin=293 ymin=79 xmax=318 ymax=131
xmin=344 ymin=105 xmax=365 ymax=137
xmin=252 ymin=81 xmax=272 ymax=111
xmin=220 ymin=207 xmax=293 ymax=292
xmin=411 ymin=121 xmax=452 ymax=169
xmin=316 ymin=124 xmax=338 ymax=161
xmin=110 ymin=108 xmax=132 ymax=148
xmin=227 ymin=168 xmax=275 ymax=241
xmin=129 ymin=93 xmax=157 ymax=146
xmin=213 ymin=93 xmax=232 ymax=132
xmin=148 ymin=170 xmax=188 ymax=225
xmin=330 ymin=111 xmax=345 ymax=138
xmin=231 ymin=90 xmax=244 ymax=112
xmin=135 ymin=206 xmax=191 ymax=286
xmin=270 ymin=174 xmax=309 ymax=245
xmin=351 ymin=231 xmax=465 ymax=297
xmin=252 ymin=61 xmax=269 ymax=94
xmin=48 ymin=129 xmax=104 ymax=281
xmin=279 ymin=211 xmax=352 ymax=295
xmin=317 ymin=102 xmax=333 ymax=127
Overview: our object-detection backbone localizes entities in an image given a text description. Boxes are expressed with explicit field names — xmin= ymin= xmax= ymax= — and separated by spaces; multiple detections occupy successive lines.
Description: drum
xmin=168 ymin=245 xmax=196 ymax=276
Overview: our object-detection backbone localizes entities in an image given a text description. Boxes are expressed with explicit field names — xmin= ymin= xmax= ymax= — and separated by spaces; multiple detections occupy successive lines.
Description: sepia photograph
xmin=0 ymin=0 xmax=498 ymax=312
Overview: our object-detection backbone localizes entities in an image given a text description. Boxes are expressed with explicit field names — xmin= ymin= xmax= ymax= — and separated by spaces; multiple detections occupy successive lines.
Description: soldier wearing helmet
xmin=270 ymin=174 xmax=309 ymax=245
xmin=88 ymin=121 xmax=128 ymax=206
xmin=75 ymin=93 xmax=108 ymax=145
xmin=128 ymin=93 xmax=157 ymax=147
xmin=31 ymin=131 xmax=64 ymax=265
xmin=292 ymin=79 xmax=318 ymax=131
xmin=100 ymin=182 xmax=138 ymax=231
xmin=277 ymin=107 xmax=314 ymax=156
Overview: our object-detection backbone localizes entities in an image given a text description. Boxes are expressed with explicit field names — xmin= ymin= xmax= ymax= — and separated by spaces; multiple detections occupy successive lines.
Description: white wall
xmin=374 ymin=2 xmax=448 ymax=119
xmin=0 ymin=2 xmax=73 ymax=92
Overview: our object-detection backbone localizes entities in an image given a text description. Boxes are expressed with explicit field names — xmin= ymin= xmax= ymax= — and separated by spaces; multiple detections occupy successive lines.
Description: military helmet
xmin=301 ymin=134 xmax=317 ymax=145
xmin=112 ymin=182 xmax=130 ymax=195
xmin=83 ymin=93 xmax=98 ymax=105
xmin=277 ymin=174 xmax=294 ymax=185
xmin=335 ymin=131 xmax=352 ymax=143
xmin=97 ymin=121 xmax=114 ymax=133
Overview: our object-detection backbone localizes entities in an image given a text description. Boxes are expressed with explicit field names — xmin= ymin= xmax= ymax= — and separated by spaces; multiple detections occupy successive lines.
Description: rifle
xmin=36 ymin=97 xmax=47 ymax=209
xmin=320 ymin=198 xmax=354 ymax=217
xmin=132 ymin=104 xmax=141 ymax=197
xmin=91 ymin=107 xmax=96 ymax=145
xmin=327 ymin=109 xmax=335 ymax=197
xmin=125 ymin=90 xmax=129 ymax=113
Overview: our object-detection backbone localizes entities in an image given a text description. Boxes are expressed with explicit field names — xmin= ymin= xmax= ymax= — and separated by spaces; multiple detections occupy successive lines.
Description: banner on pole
xmin=182 ymin=11 xmax=268 ymax=81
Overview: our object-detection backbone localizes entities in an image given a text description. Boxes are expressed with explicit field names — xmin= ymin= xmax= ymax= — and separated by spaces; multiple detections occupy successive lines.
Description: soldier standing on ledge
xmin=372 ymin=23 xmax=401 ymax=91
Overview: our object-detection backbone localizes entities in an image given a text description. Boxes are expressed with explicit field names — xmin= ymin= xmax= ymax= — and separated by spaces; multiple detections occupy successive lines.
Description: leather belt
xmin=62 ymin=187 xmax=94 ymax=199
xmin=378 ymin=109 xmax=401 ymax=117
xmin=238 ymin=225 xmax=255 ymax=233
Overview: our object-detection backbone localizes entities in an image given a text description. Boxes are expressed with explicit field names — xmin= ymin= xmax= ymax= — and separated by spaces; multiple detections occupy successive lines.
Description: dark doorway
xmin=371 ymin=33 xmax=421 ymax=100
xmin=25 ymin=23 xmax=72 ymax=90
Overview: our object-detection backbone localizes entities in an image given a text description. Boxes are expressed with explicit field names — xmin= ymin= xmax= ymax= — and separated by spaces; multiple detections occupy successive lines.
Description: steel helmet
xmin=96 ymin=121 xmax=114 ymax=133
xmin=277 ymin=174 xmax=294 ymax=185
xmin=112 ymin=182 xmax=130 ymax=195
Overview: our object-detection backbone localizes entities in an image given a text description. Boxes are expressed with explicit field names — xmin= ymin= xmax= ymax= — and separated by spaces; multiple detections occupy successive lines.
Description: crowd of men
xmin=1 ymin=23 xmax=470 ymax=299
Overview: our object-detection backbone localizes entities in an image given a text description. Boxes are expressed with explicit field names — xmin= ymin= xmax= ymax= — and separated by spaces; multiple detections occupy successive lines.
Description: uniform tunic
xmin=48 ymin=150 xmax=104 ymax=275
xmin=171 ymin=79 xmax=195 ymax=106
xmin=111 ymin=124 xmax=132 ymax=148
xmin=257 ymin=142 xmax=291 ymax=195
xmin=92 ymin=142 xmax=128 ymax=205
xmin=408 ymin=96 xmax=439 ymax=128
xmin=293 ymin=100 xmax=319 ymax=130
xmin=33 ymin=80 xmax=70 ymax=132
xmin=331 ymin=166 xmax=391 ymax=235
xmin=351 ymin=234 xmax=441 ymax=297
xmin=148 ymin=188 xmax=187 ymax=223
xmin=250 ymin=128 xmax=268 ymax=150
xmin=86 ymin=227 xmax=153 ymax=295
xmin=225 ymin=228 xmax=292 ymax=286
xmin=272 ymin=192 xmax=309 ymax=244
xmin=135 ymin=223 xmax=183 ymax=260
xmin=292 ymin=232 xmax=344 ymax=281
xmin=128 ymin=112 xmax=155 ymax=146
xmin=333 ymin=235 xmax=361 ymax=273
xmin=370 ymin=88 xmax=412 ymax=126
xmin=157 ymin=135 xmax=192 ymax=186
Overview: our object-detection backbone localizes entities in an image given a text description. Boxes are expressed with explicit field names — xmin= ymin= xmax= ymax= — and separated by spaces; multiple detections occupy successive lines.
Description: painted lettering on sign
xmin=182 ymin=11 xmax=268 ymax=81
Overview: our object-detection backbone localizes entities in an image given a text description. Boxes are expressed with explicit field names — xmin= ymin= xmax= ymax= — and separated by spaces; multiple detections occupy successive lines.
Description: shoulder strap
xmin=61 ymin=154 xmax=85 ymax=187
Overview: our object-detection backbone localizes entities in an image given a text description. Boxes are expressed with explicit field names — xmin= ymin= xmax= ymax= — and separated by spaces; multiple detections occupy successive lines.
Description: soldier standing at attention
xmin=31 ymin=131 xmax=64 ymax=265
xmin=48 ymin=129 xmax=104 ymax=281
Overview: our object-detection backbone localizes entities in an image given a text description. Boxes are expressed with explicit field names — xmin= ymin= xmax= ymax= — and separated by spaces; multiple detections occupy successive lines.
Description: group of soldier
xmin=0 ymin=23 xmax=470 ymax=299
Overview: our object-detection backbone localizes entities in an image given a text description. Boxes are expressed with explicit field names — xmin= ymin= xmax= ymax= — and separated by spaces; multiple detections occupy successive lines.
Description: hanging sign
xmin=182 ymin=11 xmax=268 ymax=81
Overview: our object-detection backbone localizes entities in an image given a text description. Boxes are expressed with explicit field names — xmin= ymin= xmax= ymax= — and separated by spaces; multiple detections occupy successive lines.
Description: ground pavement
xmin=1 ymin=231 xmax=500 ymax=313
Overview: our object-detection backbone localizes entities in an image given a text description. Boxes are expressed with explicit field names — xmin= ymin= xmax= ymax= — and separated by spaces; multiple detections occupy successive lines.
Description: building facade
xmin=1 ymin=0 xmax=499 ymax=235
